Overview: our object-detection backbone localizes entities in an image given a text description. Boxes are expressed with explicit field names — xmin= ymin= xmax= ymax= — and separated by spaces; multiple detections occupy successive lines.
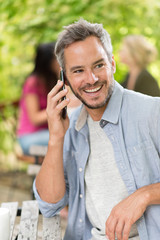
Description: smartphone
xmin=60 ymin=70 xmax=67 ymax=119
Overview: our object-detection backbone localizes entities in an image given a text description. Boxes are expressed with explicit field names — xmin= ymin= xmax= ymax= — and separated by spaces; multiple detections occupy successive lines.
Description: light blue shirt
xmin=33 ymin=81 xmax=160 ymax=240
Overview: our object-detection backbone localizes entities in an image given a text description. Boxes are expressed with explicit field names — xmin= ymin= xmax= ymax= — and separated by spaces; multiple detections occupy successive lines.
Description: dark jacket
xmin=121 ymin=69 xmax=160 ymax=96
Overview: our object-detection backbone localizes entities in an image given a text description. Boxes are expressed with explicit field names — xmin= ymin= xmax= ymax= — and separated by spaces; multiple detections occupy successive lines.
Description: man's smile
xmin=84 ymin=85 xmax=102 ymax=93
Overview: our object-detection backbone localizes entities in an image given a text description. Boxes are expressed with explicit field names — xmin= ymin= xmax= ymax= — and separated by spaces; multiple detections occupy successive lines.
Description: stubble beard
xmin=67 ymin=78 xmax=115 ymax=109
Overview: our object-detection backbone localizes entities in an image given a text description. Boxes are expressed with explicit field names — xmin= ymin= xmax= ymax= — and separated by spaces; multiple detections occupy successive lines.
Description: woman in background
xmin=119 ymin=35 xmax=160 ymax=96
xmin=17 ymin=42 xmax=59 ymax=155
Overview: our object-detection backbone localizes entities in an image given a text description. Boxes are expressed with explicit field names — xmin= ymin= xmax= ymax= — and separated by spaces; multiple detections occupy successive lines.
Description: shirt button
xmin=79 ymin=194 xmax=83 ymax=198
xmin=79 ymin=218 xmax=83 ymax=223
xmin=120 ymin=163 xmax=123 ymax=169
xmin=79 ymin=168 xmax=83 ymax=172
xmin=71 ymin=151 xmax=74 ymax=157
xmin=100 ymin=120 xmax=106 ymax=127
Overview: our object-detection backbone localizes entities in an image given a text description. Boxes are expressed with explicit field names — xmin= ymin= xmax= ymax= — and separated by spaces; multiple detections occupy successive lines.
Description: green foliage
xmin=0 ymin=0 xmax=160 ymax=153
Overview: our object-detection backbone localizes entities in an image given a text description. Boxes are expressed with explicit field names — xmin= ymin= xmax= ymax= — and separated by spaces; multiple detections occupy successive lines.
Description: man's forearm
xmin=35 ymin=139 xmax=66 ymax=203
xmin=105 ymin=182 xmax=160 ymax=240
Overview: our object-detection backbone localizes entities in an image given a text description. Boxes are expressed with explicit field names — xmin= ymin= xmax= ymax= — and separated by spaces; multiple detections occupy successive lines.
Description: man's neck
xmin=85 ymin=104 xmax=107 ymax=121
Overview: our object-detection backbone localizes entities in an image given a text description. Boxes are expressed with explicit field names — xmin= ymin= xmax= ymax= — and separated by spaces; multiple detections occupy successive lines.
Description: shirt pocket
xmin=126 ymin=139 xmax=160 ymax=188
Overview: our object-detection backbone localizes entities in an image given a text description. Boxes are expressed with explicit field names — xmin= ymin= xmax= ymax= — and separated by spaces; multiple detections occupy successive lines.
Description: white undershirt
xmin=85 ymin=115 xmax=139 ymax=240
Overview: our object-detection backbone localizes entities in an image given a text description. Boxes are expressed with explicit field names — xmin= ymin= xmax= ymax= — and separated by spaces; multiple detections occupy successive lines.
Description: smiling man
xmin=64 ymin=36 xmax=115 ymax=114
xmin=34 ymin=19 xmax=160 ymax=240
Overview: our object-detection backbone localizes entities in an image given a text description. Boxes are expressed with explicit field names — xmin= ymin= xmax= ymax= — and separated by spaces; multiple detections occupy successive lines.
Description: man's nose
xmin=86 ymin=69 xmax=99 ymax=84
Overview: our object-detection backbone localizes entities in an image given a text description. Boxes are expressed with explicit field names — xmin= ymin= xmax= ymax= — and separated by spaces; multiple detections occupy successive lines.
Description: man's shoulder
xmin=123 ymin=88 xmax=160 ymax=102
xmin=122 ymin=89 xmax=160 ymax=116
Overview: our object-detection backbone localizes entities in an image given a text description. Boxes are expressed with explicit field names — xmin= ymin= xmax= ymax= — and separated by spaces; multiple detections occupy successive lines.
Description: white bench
xmin=1 ymin=200 xmax=61 ymax=240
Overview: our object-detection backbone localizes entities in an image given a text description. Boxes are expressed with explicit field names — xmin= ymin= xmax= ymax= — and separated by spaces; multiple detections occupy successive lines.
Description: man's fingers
xmin=54 ymin=88 xmax=68 ymax=104
xmin=106 ymin=216 xmax=117 ymax=240
xmin=106 ymin=218 xmax=131 ymax=240
xmin=115 ymin=220 xmax=125 ymax=240
xmin=48 ymin=80 xmax=63 ymax=97
xmin=122 ymin=221 xmax=132 ymax=240
xmin=56 ymin=98 xmax=70 ymax=114
xmin=47 ymin=84 xmax=68 ymax=109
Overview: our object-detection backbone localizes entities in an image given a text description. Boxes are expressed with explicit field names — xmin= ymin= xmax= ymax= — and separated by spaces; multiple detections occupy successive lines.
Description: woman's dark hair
xmin=31 ymin=42 xmax=58 ymax=93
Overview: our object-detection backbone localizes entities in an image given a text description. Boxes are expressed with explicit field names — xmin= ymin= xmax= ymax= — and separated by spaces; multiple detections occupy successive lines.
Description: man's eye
xmin=95 ymin=63 xmax=104 ymax=69
xmin=74 ymin=69 xmax=83 ymax=73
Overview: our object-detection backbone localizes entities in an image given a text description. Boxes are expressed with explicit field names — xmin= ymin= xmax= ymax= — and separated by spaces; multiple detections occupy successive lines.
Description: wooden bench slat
xmin=17 ymin=200 xmax=39 ymax=240
xmin=27 ymin=164 xmax=41 ymax=176
xmin=42 ymin=215 xmax=62 ymax=240
xmin=1 ymin=202 xmax=18 ymax=240
xmin=29 ymin=145 xmax=47 ymax=157
xmin=1 ymin=200 xmax=63 ymax=239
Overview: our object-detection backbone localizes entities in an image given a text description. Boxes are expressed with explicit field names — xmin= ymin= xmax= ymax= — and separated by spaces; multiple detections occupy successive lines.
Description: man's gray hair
xmin=55 ymin=19 xmax=113 ymax=71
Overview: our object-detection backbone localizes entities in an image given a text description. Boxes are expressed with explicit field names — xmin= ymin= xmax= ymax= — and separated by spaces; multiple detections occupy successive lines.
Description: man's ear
xmin=112 ymin=55 xmax=116 ymax=74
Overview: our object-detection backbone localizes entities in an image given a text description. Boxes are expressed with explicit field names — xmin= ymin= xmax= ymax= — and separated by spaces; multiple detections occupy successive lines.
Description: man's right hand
xmin=35 ymin=80 xmax=70 ymax=203
xmin=46 ymin=80 xmax=70 ymax=143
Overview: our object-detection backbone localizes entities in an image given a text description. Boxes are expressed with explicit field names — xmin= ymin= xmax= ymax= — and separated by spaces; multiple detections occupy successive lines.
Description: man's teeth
xmin=85 ymin=86 xmax=101 ymax=93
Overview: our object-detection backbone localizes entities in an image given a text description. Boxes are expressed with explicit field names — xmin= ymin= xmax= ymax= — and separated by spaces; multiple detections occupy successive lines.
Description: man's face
xmin=64 ymin=36 xmax=116 ymax=112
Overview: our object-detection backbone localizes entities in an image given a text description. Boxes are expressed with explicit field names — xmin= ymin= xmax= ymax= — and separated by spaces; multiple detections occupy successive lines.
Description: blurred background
xmin=0 ymin=0 xmax=160 ymax=170
xmin=0 ymin=1 xmax=160 ymax=235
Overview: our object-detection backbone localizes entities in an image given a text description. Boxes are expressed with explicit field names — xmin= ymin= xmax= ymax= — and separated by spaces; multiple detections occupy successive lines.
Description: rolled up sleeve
xmin=33 ymin=179 xmax=68 ymax=217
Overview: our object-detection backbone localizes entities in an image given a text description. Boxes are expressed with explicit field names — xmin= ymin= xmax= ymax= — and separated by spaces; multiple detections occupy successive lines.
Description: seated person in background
xmin=119 ymin=35 xmax=160 ymax=96
xmin=17 ymin=42 xmax=59 ymax=155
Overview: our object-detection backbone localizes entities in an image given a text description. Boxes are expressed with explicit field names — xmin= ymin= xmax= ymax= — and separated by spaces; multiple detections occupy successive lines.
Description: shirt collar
xmin=75 ymin=81 xmax=124 ymax=131
xmin=101 ymin=81 xmax=124 ymax=124
xmin=75 ymin=105 xmax=88 ymax=131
